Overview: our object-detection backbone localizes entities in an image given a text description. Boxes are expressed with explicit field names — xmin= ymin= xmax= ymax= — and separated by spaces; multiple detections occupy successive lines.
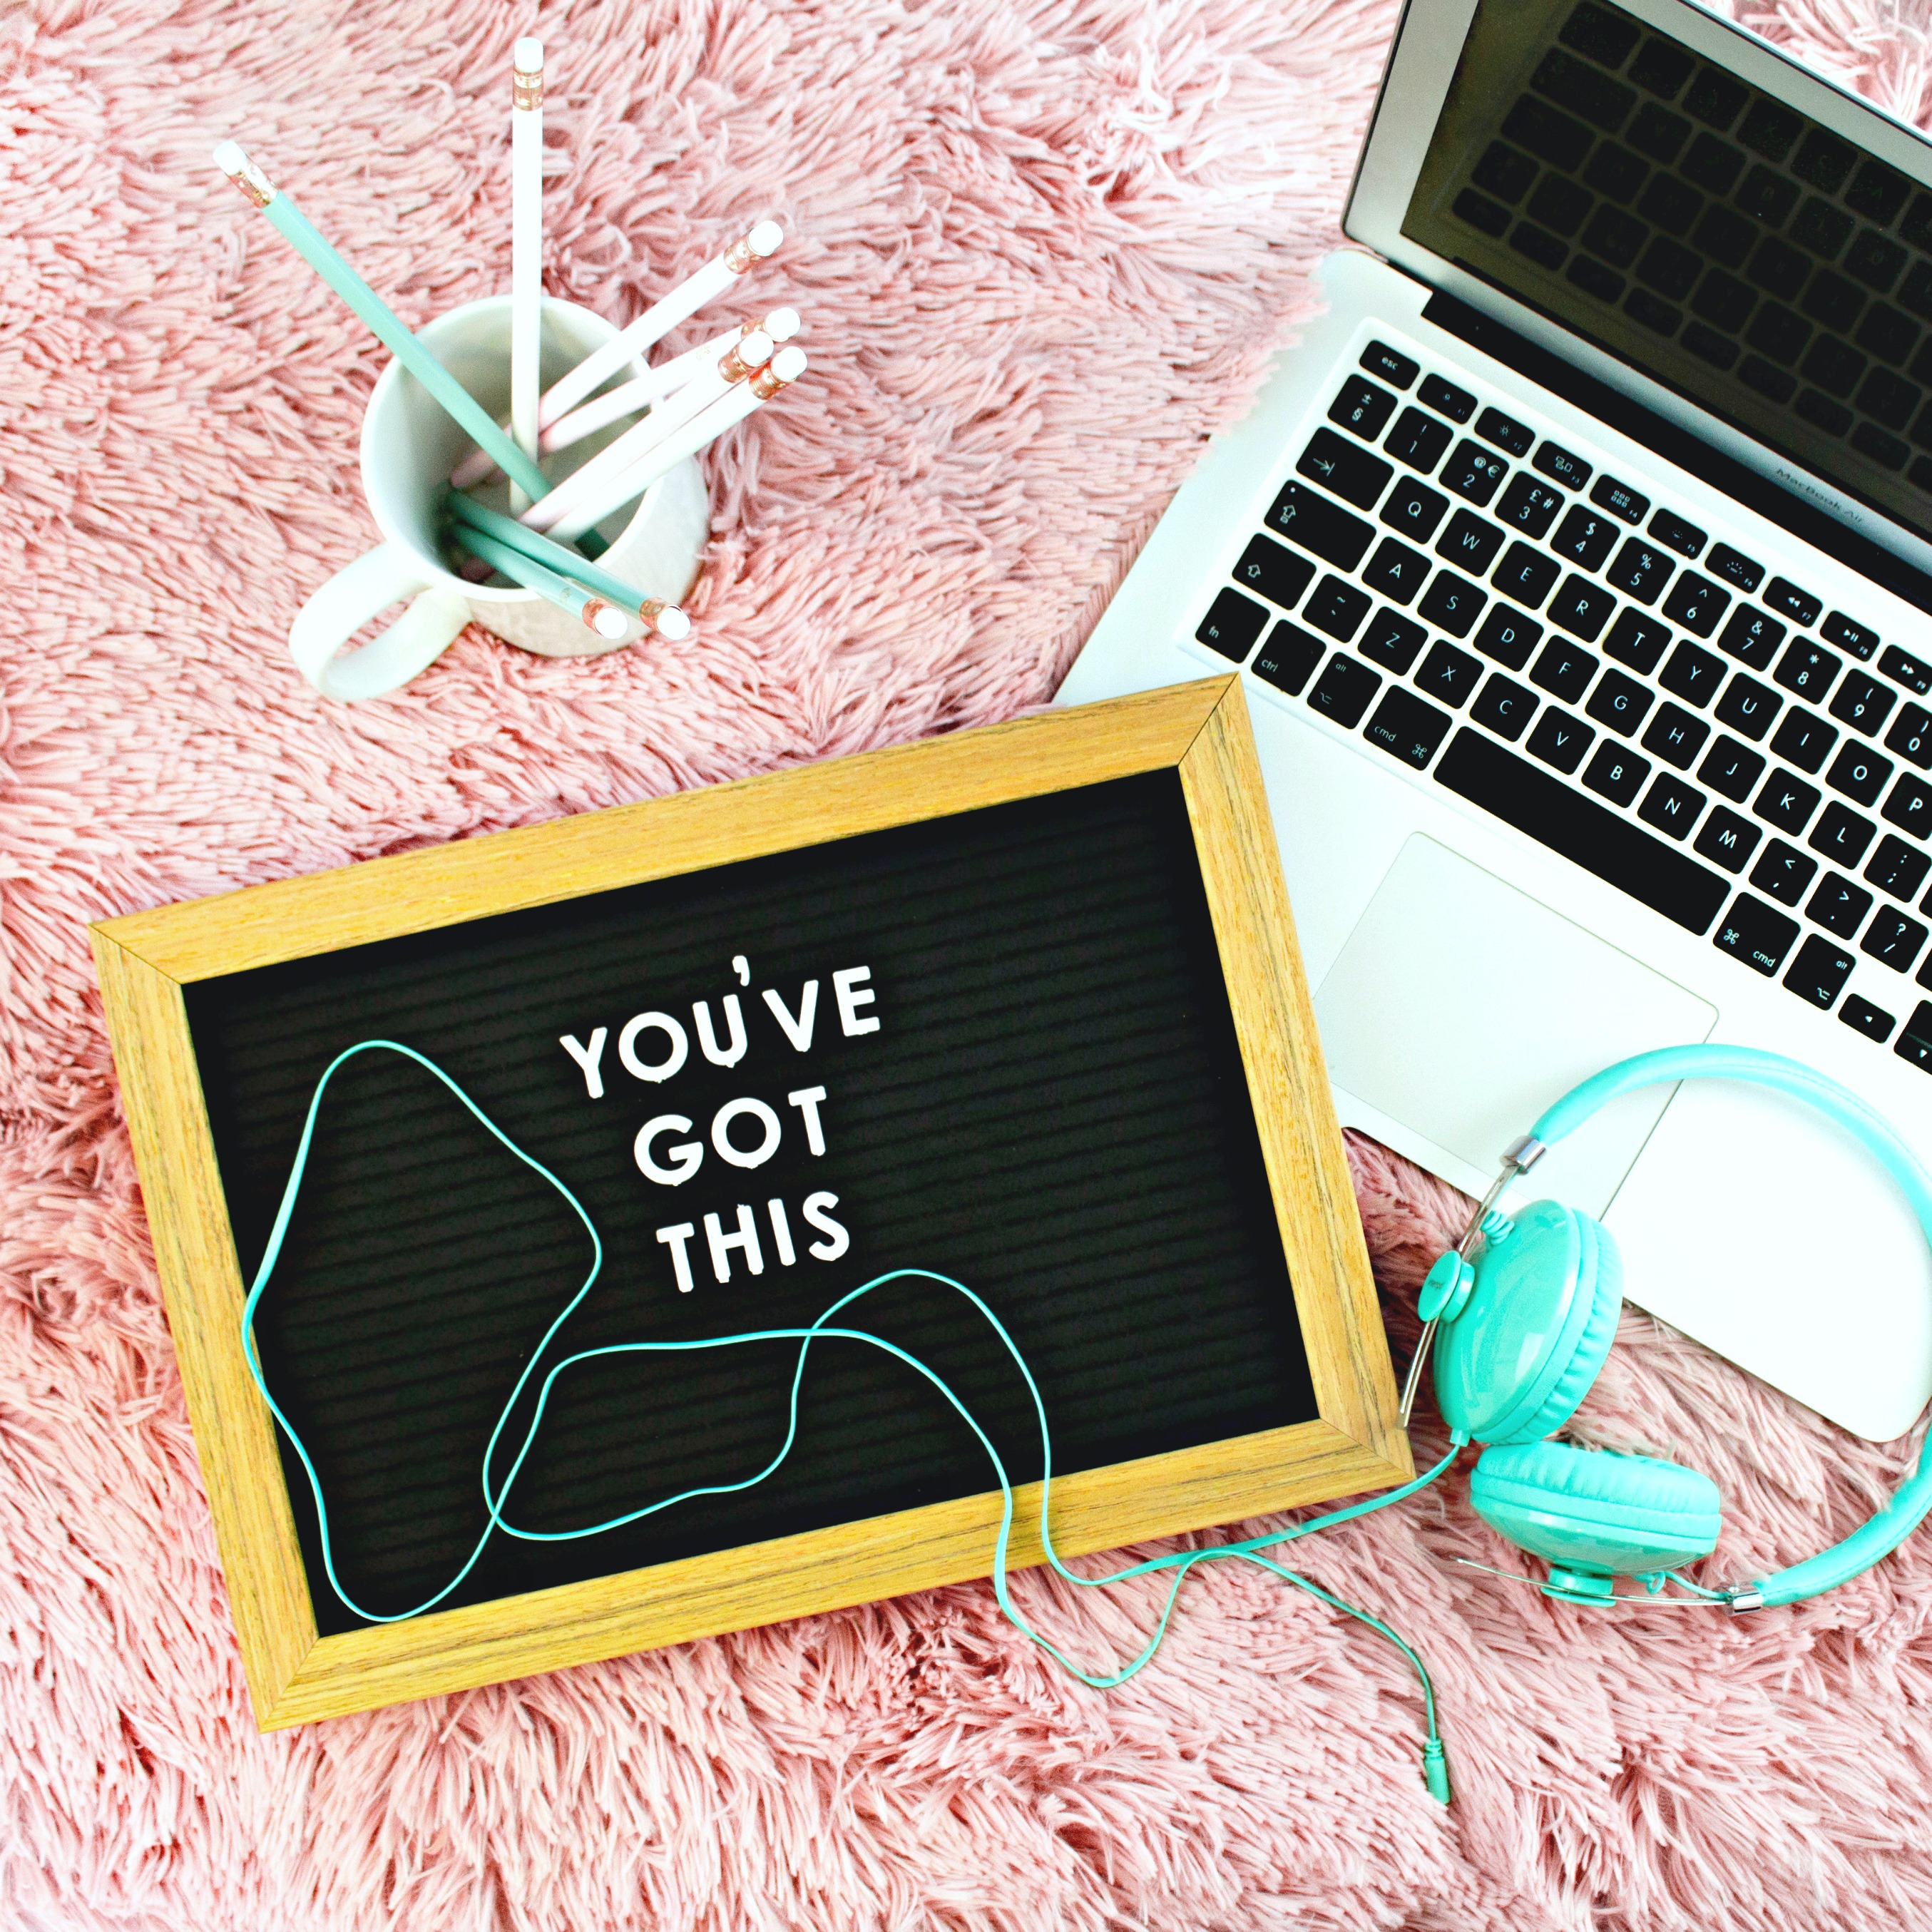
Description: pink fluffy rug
xmin=10 ymin=0 xmax=1932 ymax=1924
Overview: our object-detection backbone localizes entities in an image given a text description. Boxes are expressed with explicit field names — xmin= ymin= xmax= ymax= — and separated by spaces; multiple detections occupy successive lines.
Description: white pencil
xmin=545 ymin=346 xmax=806 ymax=544
xmin=535 ymin=219 xmax=783 ymax=429
xmin=446 ymin=307 xmax=801 ymax=489
xmin=523 ymin=330 xmax=773 ymax=534
xmin=508 ymin=37 xmax=543 ymax=511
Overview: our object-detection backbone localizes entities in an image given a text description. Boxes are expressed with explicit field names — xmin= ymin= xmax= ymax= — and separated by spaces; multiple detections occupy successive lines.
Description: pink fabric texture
xmin=9 ymin=0 xmax=1932 ymax=1924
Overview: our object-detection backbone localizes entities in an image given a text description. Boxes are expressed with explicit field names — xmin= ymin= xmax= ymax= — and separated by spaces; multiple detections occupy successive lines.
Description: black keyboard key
xmin=1267 ymin=483 xmax=1376 ymax=571
xmin=1884 ymin=772 xmax=1932 ymax=840
xmin=1605 ymin=538 xmax=1674 ymax=604
xmin=1197 ymin=588 xmax=1268 ymax=660
xmin=1660 ymin=639 xmax=1725 ymax=706
xmin=1714 ymin=673 xmax=1781 ymax=742
xmin=1364 ymin=687 xmax=1452 ymax=768
xmin=1698 ymin=735 xmax=1767 ymax=802
xmin=1717 ymin=605 xmax=1786 ymax=670
xmin=1660 ymin=570 xmax=1731 ymax=635
xmin=1772 ymin=639 xmax=1841 ymax=701
xmin=1533 ymin=440 xmax=1593 ymax=489
xmin=1809 ymin=872 xmax=1872 ymax=939
xmin=1302 ymin=576 xmax=1373 ymax=643
xmin=1472 ymin=603 xmax=1544 ymax=672
xmin=1416 ymin=640 xmax=1483 ymax=708
xmin=1546 ymin=576 xmax=1617 ymax=642
xmin=1769 ymin=706 xmax=1837 ymax=775
xmin=1550 ymin=505 xmax=1620 ymax=570
xmin=1866 ymin=832 xmax=1932 ymax=901
xmin=1587 ymin=667 xmax=1655 ymax=736
xmin=1470 ymin=672 xmax=1538 ymax=740
xmin=1810 ymin=800 xmax=1878 ymax=866
xmin=1435 ymin=728 xmax=1729 ymax=931
xmin=1830 ymin=670 xmax=1897 ymax=735
xmin=1640 ymin=772 xmax=1705 ymax=837
xmin=1714 ymin=892 xmax=1800 ymax=974
xmin=1590 ymin=475 xmax=1650 ymax=523
xmin=1880 ymin=644 xmax=1932 ymax=695
xmin=1864 ymin=907 xmax=1930 ymax=971
xmin=1826 ymin=740 xmax=1894 ymax=806
xmin=1232 ymin=534 xmax=1317 ymax=612
xmin=1476 ymin=407 xmax=1535 ymax=456
xmin=1330 ymin=376 xmax=1398 ymax=440
xmin=1580 ymin=739 xmax=1650 ymax=806
xmin=1361 ymin=537 xmax=1433 ymax=605
xmin=1648 ymin=507 xmax=1708 ymax=556
xmin=1530 ymin=638 xmax=1600 ymax=702
xmin=1491 ymin=543 xmax=1563 ymax=608
xmin=1705 ymin=543 xmax=1764 ymax=593
xmin=1785 ymin=934 xmax=1856 ymax=1006
xmin=1526 ymin=705 xmax=1595 ymax=773
xmin=1643 ymin=701 xmax=1710 ymax=768
xmin=1439 ymin=439 xmax=1510 ymax=506
xmin=1751 ymin=838 xmax=1817 ymax=905
xmin=1435 ymin=509 xmax=1508 ymax=574
xmin=1419 ymin=374 xmax=1476 ymax=422
xmin=1693 ymin=804 xmax=1762 ymax=872
xmin=1822 ymin=610 xmax=1879 ymax=659
xmin=1379 ymin=476 xmax=1451 ymax=543
xmin=1496 ymin=473 xmax=1566 ymax=538
xmin=1603 ymin=607 xmax=1672 ymax=673
xmin=1888 ymin=702 xmax=1932 ymax=769
xmin=1764 ymin=576 xmax=1824 ymax=626
xmin=1841 ymin=993 xmax=1896 ymax=1041
xmin=1759 ymin=767 xmax=1824 ymax=834
xmin=1533 ymin=48 xmax=1637 ymax=133
xmin=1384 ymin=407 xmax=1455 ymax=474
xmin=1896 ymin=1001 xmax=1932 ymax=1069
xmin=1307 ymin=653 xmax=1381 ymax=727
xmin=1418 ymin=570 xmax=1487 ymax=636
xmin=1297 ymin=428 xmax=1394 ymax=510
xmin=1356 ymin=609 xmax=1428 ymax=674
xmin=1360 ymin=341 xmax=1419 ymax=388
xmin=1249 ymin=623 xmax=1325 ymax=696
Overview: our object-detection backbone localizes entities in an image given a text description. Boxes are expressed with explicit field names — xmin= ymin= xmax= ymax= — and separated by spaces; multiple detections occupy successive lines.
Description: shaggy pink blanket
xmin=9 ymin=0 xmax=1932 ymax=1924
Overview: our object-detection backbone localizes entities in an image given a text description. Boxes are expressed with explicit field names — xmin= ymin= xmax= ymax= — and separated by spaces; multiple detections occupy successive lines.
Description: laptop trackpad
xmin=1312 ymin=834 xmax=1717 ymax=1215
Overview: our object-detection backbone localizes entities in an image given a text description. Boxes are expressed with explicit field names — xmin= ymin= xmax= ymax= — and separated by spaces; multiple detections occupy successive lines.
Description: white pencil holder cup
xmin=289 ymin=295 xmax=709 ymax=702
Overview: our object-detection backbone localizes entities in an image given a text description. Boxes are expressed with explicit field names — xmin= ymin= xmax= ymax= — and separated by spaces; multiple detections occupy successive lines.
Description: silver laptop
xmin=1058 ymin=0 xmax=1932 ymax=1440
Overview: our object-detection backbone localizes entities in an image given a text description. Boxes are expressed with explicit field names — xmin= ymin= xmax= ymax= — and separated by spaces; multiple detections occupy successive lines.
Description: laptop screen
xmin=1401 ymin=0 xmax=1932 ymax=541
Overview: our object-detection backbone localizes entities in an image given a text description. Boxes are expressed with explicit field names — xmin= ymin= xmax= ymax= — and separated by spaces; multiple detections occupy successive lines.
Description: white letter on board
xmin=762 ymin=981 xmax=819 ymax=1052
xmin=712 ymin=1096 xmax=782 ymax=1170
xmin=656 ymin=1222 xmax=697 ymax=1293
xmin=619 ymin=1012 xmax=688 ymax=1084
xmin=802 ymin=1192 xmax=849 ymax=1262
xmin=635 ymin=1115 xmax=704 ymax=1186
xmin=693 ymin=995 xmax=748 ymax=1068
xmin=558 ymin=1028 xmax=608 ymax=1099
xmin=787 ymin=1086 xmax=829 ymax=1156
xmin=767 ymin=1198 xmax=797 ymax=1267
xmin=705 ymin=1205 xmax=765 ymax=1282
xmin=832 ymin=966 xmax=879 ymax=1036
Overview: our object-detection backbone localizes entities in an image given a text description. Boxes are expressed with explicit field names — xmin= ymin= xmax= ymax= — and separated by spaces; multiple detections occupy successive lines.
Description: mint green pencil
xmin=445 ymin=524 xmax=632 ymax=638
xmin=214 ymin=141 xmax=551 ymax=505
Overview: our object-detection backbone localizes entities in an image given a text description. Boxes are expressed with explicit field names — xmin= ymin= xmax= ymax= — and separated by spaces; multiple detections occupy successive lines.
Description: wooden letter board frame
xmin=92 ymin=678 xmax=1410 ymax=1729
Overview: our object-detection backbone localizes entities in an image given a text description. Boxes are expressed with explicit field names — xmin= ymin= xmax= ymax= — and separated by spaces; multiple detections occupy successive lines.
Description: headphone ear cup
xmin=1470 ymin=1440 xmax=1722 ymax=1577
xmin=1490 ymin=1210 xmax=1623 ymax=1444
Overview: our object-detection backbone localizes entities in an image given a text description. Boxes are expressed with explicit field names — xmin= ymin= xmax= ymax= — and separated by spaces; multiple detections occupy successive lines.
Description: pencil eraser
xmin=213 ymin=140 xmax=246 ymax=176
xmin=655 ymin=608 xmax=692 ymax=641
xmin=770 ymin=346 xmax=807 ymax=381
xmin=514 ymin=37 xmax=543 ymax=71
xmin=591 ymin=603 xmax=629 ymax=640
xmin=746 ymin=220 xmax=784 ymax=258
xmin=763 ymin=307 xmax=802 ymax=342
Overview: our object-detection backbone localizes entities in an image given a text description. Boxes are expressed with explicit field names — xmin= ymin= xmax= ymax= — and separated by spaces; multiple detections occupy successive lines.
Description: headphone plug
xmin=1423 ymin=1736 xmax=1452 ymax=1805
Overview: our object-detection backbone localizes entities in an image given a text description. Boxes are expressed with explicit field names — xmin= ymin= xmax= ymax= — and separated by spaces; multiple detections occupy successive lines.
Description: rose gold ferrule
xmin=723 ymin=235 xmax=757 ymax=274
xmin=640 ymin=599 xmax=666 ymax=622
xmin=717 ymin=343 xmax=762 ymax=382
xmin=513 ymin=71 xmax=542 ymax=110
xmin=581 ymin=598 xmax=613 ymax=633
xmin=228 ymin=165 xmax=272 ymax=209
xmin=748 ymin=363 xmax=790 ymax=401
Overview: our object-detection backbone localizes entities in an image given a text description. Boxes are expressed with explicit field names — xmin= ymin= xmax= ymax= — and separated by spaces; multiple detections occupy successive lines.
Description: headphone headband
xmin=1525 ymin=1044 xmax=1932 ymax=1610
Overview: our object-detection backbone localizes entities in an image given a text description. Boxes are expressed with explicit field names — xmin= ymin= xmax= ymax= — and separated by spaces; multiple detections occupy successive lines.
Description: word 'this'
xmin=558 ymin=966 xmax=879 ymax=1293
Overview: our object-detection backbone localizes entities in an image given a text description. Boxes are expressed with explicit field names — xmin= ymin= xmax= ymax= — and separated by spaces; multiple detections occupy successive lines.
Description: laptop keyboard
xmin=1194 ymin=334 xmax=1932 ymax=1070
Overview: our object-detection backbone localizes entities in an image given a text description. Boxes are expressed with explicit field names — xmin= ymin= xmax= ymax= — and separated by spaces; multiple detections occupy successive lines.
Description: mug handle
xmin=288 ymin=542 xmax=471 ymax=701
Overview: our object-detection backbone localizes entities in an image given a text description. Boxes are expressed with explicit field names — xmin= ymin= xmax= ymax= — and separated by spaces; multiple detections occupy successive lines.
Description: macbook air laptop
xmin=1058 ymin=0 xmax=1932 ymax=1440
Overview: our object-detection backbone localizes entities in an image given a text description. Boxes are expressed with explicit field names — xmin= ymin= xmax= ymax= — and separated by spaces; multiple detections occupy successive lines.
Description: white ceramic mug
xmin=290 ymin=295 xmax=709 ymax=701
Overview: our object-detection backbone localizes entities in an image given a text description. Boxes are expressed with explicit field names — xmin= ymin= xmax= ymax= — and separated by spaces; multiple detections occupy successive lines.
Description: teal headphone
xmin=1407 ymin=1044 xmax=1932 ymax=1611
